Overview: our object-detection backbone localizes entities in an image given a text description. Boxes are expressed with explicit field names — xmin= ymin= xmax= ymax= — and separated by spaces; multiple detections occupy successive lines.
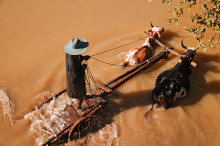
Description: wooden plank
xmin=144 ymin=31 xmax=197 ymax=67
xmin=42 ymin=104 xmax=103 ymax=146
xmin=109 ymin=50 xmax=170 ymax=90
xmin=61 ymin=105 xmax=80 ymax=125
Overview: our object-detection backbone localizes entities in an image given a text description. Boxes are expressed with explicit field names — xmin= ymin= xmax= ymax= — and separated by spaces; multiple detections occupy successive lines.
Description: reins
xmin=82 ymin=36 xmax=148 ymax=67
xmin=83 ymin=37 xmax=149 ymax=93
xmin=90 ymin=37 xmax=147 ymax=57
xmin=90 ymin=56 xmax=123 ymax=66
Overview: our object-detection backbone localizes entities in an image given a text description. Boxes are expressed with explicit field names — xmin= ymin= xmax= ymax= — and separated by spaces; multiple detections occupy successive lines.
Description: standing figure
xmin=64 ymin=37 xmax=90 ymax=109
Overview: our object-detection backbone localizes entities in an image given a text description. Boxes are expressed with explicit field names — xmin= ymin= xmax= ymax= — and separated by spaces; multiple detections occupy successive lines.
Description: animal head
xmin=150 ymin=22 xmax=164 ymax=38
xmin=180 ymin=39 xmax=199 ymax=61
xmin=142 ymin=36 xmax=154 ymax=47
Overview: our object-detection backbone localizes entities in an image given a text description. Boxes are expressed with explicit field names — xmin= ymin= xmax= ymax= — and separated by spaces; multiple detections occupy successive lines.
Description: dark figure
xmin=145 ymin=40 xmax=199 ymax=118
xmin=152 ymin=56 xmax=191 ymax=109
xmin=66 ymin=54 xmax=86 ymax=99
xmin=64 ymin=37 xmax=90 ymax=109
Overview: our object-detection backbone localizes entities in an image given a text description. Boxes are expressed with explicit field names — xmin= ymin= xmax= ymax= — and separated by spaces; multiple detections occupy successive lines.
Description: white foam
xmin=24 ymin=92 xmax=80 ymax=145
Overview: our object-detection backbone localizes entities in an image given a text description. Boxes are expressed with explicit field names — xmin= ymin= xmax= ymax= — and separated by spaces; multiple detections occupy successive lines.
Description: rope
xmin=85 ymin=61 xmax=102 ymax=93
xmin=83 ymin=36 xmax=149 ymax=91
xmin=90 ymin=37 xmax=147 ymax=57
xmin=90 ymin=56 xmax=122 ymax=66
xmin=84 ymin=65 xmax=92 ymax=93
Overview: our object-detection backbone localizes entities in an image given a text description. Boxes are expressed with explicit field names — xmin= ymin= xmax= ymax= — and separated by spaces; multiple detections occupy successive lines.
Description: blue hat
xmin=64 ymin=38 xmax=89 ymax=55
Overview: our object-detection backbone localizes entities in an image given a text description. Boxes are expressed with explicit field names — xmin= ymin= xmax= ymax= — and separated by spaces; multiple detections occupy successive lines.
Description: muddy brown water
xmin=0 ymin=0 xmax=220 ymax=145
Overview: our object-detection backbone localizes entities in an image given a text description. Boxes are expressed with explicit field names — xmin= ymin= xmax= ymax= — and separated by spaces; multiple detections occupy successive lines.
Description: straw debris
xmin=0 ymin=86 xmax=15 ymax=125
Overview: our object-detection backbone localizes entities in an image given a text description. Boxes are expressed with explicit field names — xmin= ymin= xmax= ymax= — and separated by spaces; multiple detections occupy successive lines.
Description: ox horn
xmin=194 ymin=47 xmax=199 ymax=51
xmin=150 ymin=21 xmax=154 ymax=28
xmin=162 ymin=27 xmax=164 ymax=32
xmin=181 ymin=39 xmax=187 ymax=49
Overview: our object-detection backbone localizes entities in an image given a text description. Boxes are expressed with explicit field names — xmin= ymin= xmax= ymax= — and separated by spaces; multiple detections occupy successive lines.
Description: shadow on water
xmin=161 ymin=30 xmax=181 ymax=42
xmin=104 ymin=52 xmax=220 ymax=124
xmin=59 ymin=90 xmax=153 ymax=145
xmin=174 ymin=53 xmax=220 ymax=107
xmin=102 ymin=89 xmax=152 ymax=123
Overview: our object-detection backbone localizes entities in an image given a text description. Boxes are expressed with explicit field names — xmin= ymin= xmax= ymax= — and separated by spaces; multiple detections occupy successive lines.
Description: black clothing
xmin=66 ymin=54 xmax=86 ymax=99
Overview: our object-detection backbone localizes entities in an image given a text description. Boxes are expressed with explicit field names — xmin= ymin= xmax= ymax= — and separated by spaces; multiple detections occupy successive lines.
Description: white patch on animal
xmin=152 ymin=26 xmax=162 ymax=32
xmin=124 ymin=49 xmax=139 ymax=66
xmin=152 ymin=26 xmax=163 ymax=36
xmin=142 ymin=37 xmax=153 ymax=47
xmin=175 ymin=87 xmax=187 ymax=99
xmin=187 ymin=47 xmax=196 ymax=50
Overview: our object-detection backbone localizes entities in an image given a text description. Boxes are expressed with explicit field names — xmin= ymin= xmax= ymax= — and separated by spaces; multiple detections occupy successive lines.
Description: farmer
xmin=64 ymin=37 xmax=90 ymax=109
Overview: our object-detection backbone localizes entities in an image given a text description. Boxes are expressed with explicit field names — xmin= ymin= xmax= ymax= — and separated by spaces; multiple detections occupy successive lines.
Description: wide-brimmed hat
xmin=64 ymin=37 xmax=89 ymax=55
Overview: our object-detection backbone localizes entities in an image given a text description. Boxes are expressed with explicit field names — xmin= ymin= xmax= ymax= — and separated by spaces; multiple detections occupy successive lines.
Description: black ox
xmin=145 ymin=40 xmax=199 ymax=118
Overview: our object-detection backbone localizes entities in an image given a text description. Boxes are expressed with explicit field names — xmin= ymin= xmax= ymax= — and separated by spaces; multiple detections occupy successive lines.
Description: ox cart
xmin=24 ymin=36 xmax=173 ymax=146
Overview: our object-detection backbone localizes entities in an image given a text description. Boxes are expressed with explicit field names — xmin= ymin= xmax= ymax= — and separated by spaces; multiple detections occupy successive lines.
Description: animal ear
xmin=181 ymin=39 xmax=187 ymax=49
xmin=162 ymin=27 xmax=164 ymax=32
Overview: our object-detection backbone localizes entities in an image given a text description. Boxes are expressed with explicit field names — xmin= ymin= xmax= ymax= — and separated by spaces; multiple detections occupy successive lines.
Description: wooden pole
xmin=108 ymin=50 xmax=170 ymax=90
xmin=143 ymin=31 xmax=197 ymax=67
xmin=42 ymin=105 xmax=102 ymax=146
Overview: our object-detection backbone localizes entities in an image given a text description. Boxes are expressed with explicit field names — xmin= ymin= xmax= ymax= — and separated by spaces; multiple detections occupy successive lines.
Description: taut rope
xmin=90 ymin=37 xmax=147 ymax=57
xmin=84 ymin=36 xmax=150 ymax=67
xmin=90 ymin=56 xmax=122 ymax=66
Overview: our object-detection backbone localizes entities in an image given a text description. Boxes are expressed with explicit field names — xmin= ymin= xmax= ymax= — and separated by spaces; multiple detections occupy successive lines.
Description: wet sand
xmin=0 ymin=0 xmax=220 ymax=145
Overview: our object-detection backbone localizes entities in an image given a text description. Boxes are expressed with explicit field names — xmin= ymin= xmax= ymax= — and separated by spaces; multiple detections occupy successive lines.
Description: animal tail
xmin=145 ymin=78 xmax=166 ymax=119
xmin=144 ymin=102 xmax=154 ymax=119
